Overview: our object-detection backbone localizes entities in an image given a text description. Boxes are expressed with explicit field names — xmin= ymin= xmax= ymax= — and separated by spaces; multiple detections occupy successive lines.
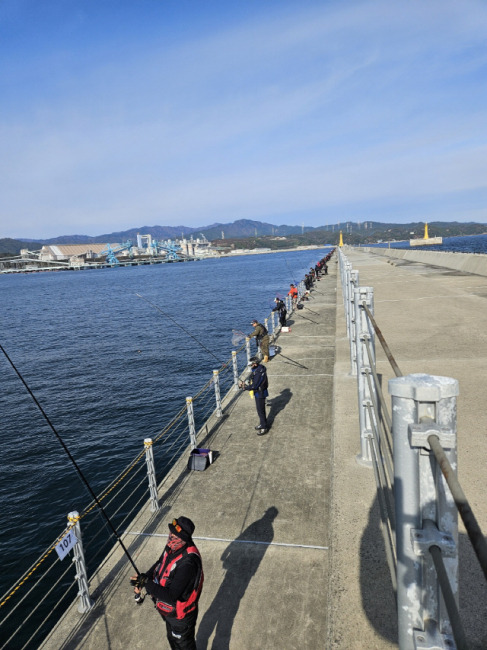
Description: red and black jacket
xmin=145 ymin=545 xmax=203 ymax=620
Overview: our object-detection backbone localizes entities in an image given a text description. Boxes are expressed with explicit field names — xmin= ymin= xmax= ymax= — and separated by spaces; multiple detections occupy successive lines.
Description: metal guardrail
xmin=338 ymin=248 xmax=487 ymax=650
xmin=0 ymin=271 xmax=316 ymax=650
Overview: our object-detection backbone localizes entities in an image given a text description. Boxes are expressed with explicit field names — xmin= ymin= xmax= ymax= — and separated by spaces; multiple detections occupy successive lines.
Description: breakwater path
xmin=41 ymin=247 xmax=487 ymax=649
xmin=42 ymin=266 xmax=338 ymax=649
xmin=329 ymin=247 xmax=487 ymax=650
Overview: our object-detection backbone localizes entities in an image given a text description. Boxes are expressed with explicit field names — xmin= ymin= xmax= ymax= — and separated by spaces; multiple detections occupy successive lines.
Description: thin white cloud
xmin=1 ymin=0 xmax=487 ymax=237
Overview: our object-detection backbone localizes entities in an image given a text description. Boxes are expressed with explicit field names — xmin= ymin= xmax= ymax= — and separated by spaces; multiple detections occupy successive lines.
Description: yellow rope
xmin=0 ymin=522 xmax=77 ymax=609
xmin=0 ymin=349 xmax=249 ymax=609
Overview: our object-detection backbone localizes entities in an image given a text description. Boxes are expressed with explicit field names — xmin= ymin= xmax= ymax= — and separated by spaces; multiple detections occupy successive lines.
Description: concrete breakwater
xmin=40 ymin=265 xmax=338 ymax=650
xmin=33 ymin=248 xmax=487 ymax=649
xmin=359 ymin=246 xmax=487 ymax=277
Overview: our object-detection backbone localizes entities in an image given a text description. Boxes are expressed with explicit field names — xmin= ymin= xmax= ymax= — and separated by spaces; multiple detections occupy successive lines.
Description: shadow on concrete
xmin=458 ymin=533 xmax=487 ymax=650
xmin=267 ymin=388 xmax=293 ymax=428
xmin=196 ymin=506 xmax=278 ymax=649
xmin=360 ymin=493 xmax=398 ymax=644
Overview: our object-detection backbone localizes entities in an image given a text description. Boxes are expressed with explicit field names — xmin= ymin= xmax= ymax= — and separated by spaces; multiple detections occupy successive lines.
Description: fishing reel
xmin=130 ymin=573 xmax=148 ymax=605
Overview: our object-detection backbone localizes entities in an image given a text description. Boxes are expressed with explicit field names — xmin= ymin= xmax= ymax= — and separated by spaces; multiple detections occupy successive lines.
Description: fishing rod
xmin=302 ymin=305 xmax=320 ymax=316
xmin=135 ymin=293 xmax=224 ymax=365
xmin=0 ymin=342 xmax=142 ymax=578
xmin=296 ymin=313 xmax=319 ymax=325
xmin=284 ymin=258 xmax=298 ymax=287
xmin=276 ymin=351 xmax=308 ymax=370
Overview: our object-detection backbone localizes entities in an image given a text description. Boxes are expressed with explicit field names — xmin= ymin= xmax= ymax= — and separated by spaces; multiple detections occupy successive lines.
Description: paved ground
xmin=328 ymin=247 xmax=487 ymax=650
xmin=41 ymin=248 xmax=487 ymax=650
xmin=42 ymin=263 xmax=338 ymax=650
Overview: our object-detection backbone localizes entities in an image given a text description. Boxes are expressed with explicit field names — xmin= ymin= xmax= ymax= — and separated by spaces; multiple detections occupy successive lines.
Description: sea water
xmin=0 ymin=249 xmax=329 ymax=602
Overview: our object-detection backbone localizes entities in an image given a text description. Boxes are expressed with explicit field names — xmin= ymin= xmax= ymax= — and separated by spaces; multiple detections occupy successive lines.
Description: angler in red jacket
xmin=287 ymin=283 xmax=298 ymax=308
xmin=133 ymin=516 xmax=203 ymax=650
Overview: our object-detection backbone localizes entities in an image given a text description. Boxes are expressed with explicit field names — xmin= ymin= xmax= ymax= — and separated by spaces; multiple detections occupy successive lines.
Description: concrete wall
xmin=357 ymin=247 xmax=487 ymax=277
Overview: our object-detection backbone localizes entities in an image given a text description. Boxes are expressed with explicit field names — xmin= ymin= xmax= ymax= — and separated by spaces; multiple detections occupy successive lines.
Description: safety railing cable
xmin=361 ymin=301 xmax=402 ymax=377
xmin=429 ymin=544 xmax=469 ymax=650
xmin=428 ymin=433 xmax=487 ymax=582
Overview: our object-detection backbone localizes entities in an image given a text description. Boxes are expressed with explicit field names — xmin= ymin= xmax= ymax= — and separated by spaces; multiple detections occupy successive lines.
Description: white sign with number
xmin=55 ymin=531 xmax=78 ymax=561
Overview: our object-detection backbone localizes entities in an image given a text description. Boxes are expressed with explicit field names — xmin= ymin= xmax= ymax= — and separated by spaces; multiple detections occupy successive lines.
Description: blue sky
xmin=1 ymin=0 xmax=487 ymax=239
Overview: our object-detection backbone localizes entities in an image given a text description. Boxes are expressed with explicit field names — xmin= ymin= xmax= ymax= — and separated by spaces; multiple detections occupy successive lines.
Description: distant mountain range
xmin=0 ymin=219 xmax=317 ymax=254
xmin=14 ymin=219 xmax=315 ymax=245
xmin=1 ymin=219 xmax=486 ymax=256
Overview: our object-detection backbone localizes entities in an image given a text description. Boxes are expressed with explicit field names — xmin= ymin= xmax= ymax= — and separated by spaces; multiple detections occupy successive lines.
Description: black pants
xmin=279 ymin=312 xmax=286 ymax=326
xmin=255 ymin=396 xmax=267 ymax=429
xmin=165 ymin=613 xmax=197 ymax=650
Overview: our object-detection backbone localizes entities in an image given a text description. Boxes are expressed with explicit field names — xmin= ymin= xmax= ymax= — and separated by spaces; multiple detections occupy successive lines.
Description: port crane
xmin=99 ymin=241 xmax=134 ymax=265
xmin=151 ymin=239 xmax=185 ymax=261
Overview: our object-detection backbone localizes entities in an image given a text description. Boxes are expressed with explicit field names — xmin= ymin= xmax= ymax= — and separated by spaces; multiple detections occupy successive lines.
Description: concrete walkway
xmin=328 ymin=247 xmax=487 ymax=650
xmin=41 ymin=247 xmax=487 ymax=650
xmin=42 ymin=264 xmax=337 ymax=650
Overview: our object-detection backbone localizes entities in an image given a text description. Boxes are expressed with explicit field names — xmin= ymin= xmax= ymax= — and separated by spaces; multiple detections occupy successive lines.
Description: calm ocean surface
xmin=0 ymin=248 xmax=330 ymax=602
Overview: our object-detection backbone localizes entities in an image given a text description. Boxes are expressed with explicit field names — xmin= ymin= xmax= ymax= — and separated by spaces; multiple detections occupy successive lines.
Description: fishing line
xmin=135 ymin=292 xmax=223 ymax=365
xmin=284 ymin=258 xmax=298 ymax=287
xmin=0 ymin=342 xmax=141 ymax=577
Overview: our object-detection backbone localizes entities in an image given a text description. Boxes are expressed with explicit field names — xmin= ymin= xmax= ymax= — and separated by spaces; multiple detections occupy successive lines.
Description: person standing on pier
xmin=132 ymin=516 xmax=203 ymax=650
xmin=249 ymin=319 xmax=270 ymax=363
xmin=288 ymin=283 xmax=298 ymax=308
xmin=272 ymin=297 xmax=287 ymax=327
xmin=239 ymin=356 xmax=269 ymax=435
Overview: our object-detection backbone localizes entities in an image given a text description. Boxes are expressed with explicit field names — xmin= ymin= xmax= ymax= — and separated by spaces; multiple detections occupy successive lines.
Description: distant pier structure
xmin=410 ymin=223 xmax=443 ymax=246
xmin=0 ymin=237 xmax=207 ymax=274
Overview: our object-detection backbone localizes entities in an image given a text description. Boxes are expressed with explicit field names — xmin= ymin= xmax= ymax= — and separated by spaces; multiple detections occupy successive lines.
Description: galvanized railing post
xmin=232 ymin=350 xmax=239 ymax=391
xmin=264 ymin=317 xmax=269 ymax=341
xmin=144 ymin=438 xmax=160 ymax=512
xmin=354 ymin=286 xmax=375 ymax=464
xmin=339 ymin=251 xmax=346 ymax=303
xmin=347 ymin=270 xmax=358 ymax=374
xmin=389 ymin=374 xmax=459 ymax=650
xmin=245 ymin=336 xmax=251 ymax=365
xmin=67 ymin=511 xmax=94 ymax=613
xmin=344 ymin=262 xmax=352 ymax=337
xmin=186 ymin=396 xmax=197 ymax=449
xmin=213 ymin=370 xmax=222 ymax=417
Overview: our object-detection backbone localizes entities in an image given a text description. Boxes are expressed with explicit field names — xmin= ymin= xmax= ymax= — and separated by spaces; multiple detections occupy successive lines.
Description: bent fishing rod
xmin=0 ymin=342 xmax=142 ymax=577
xmin=134 ymin=292 xmax=224 ymax=365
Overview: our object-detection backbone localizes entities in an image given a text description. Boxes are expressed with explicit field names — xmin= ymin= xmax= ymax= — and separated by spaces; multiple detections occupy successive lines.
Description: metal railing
xmin=0 ymin=269 xmax=316 ymax=650
xmin=338 ymin=248 xmax=487 ymax=650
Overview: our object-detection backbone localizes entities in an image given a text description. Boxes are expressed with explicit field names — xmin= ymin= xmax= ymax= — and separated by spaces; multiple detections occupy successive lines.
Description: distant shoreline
xmin=217 ymin=244 xmax=333 ymax=257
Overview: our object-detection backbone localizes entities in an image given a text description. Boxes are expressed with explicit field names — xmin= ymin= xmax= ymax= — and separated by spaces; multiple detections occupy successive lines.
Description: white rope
xmin=124 ymin=531 xmax=328 ymax=550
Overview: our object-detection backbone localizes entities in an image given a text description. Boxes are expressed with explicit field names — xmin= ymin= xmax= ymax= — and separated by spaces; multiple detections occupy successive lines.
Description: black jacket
xmin=272 ymin=300 xmax=286 ymax=315
xmin=246 ymin=363 xmax=268 ymax=397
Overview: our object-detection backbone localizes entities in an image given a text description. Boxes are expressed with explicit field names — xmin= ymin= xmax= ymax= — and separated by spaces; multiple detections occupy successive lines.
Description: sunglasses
xmin=172 ymin=519 xmax=182 ymax=533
